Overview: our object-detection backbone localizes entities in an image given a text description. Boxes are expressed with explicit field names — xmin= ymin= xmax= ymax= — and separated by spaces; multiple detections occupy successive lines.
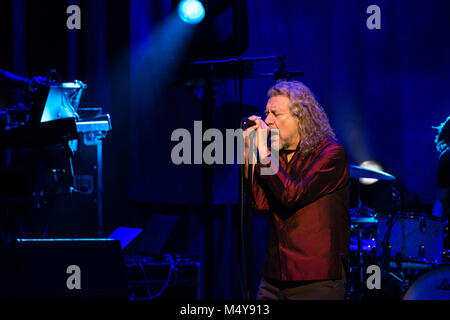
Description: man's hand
xmin=243 ymin=115 xmax=271 ymax=179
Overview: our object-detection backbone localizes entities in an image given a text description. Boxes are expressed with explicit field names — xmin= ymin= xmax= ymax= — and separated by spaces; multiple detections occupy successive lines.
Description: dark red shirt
xmin=248 ymin=137 xmax=350 ymax=281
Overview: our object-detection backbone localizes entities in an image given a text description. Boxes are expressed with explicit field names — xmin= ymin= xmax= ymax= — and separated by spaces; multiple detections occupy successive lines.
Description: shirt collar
xmin=280 ymin=142 xmax=301 ymax=154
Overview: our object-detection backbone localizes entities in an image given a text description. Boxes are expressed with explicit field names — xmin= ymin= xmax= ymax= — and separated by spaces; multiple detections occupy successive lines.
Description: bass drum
xmin=403 ymin=265 xmax=450 ymax=300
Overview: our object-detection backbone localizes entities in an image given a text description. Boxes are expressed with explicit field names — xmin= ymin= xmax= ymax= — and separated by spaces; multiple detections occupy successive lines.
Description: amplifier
xmin=0 ymin=238 xmax=129 ymax=300
xmin=125 ymin=255 xmax=201 ymax=300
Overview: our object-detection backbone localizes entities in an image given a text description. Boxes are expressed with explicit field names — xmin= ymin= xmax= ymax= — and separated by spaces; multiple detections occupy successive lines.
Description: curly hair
xmin=433 ymin=115 xmax=450 ymax=152
xmin=267 ymin=80 xmax=336 ymax=156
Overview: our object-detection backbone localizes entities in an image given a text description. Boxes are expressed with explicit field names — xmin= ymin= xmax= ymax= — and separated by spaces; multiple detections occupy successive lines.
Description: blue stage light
xmin=178 ymin=0 xmax=205 ymax=24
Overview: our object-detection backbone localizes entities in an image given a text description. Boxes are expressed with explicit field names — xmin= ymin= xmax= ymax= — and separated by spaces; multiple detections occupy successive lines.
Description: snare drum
xmin=376 ymin=213 xmax=447 ymax=268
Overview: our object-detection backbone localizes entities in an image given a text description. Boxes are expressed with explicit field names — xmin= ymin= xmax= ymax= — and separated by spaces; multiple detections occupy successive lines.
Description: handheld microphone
xmin=241 ymin=118 xmax=256 ymax=130
xmin=241 ymin=118 xmax=276 ymax=150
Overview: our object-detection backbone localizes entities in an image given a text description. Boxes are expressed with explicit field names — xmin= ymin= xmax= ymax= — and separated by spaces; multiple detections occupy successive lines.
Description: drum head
xmin=403 ymin=265 xmax=450 ymax=300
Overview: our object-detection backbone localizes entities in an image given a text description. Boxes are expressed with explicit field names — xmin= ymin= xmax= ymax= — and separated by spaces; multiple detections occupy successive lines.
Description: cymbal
xmin=349 ymin=165 xmax=395 ymax=181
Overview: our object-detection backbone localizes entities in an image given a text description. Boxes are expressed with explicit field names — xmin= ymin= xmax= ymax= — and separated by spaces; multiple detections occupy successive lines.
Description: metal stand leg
xmin=357 ymin=228 xmax=364 ymax=284
xmin=96 ymin=139 xmax=104 ymax=238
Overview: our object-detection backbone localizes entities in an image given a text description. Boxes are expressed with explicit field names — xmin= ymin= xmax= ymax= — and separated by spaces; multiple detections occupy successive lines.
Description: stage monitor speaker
xmin=0 ymin=238 xmax=129 ymax=300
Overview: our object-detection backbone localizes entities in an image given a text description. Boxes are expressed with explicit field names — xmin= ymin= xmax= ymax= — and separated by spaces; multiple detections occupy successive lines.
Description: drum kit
xmin=347 ymin=164 xmax=449 ymax=300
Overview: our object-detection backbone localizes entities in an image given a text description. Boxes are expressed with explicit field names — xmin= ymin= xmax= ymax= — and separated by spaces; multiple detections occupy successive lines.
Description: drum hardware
xmin=346 ymin=165 xmax=450 ymax=299
xmin=419 ymin=218 xmax=426 ymax=233
xmin=387 ymin=254 xmax=410 ymax=294
xmin=347 ymin=163 xmax=395 ymax=299
xmin=349 ymin=206 xmax=379 ymax=287
xmin=379 ymin=215 xmax=397 ymax=273
xmin=356 ymin=227 xmax=364 ymax=284
xmin=375 ymin=211 xmax=448 ymax=299
xmin=347 ymin=210 xmax=445 ymax=300
xmin=392 ymin=187 xmax=402 ymax=212
xmin=386 ymin=271 xmax=411 ymax=296
xmin=348 ymin=163 xmax=396 ymax=218
xmin=350 ymin=208 xmax=378 ymax=227
xmin=348 ymin=212 xmax=448 ymax=300
xmin=388 ymin=253 xmax=426 ymax=294
xmin=418 ymin=244 xmax=425 ymax=258
xmin=376 ymin=213 xmax=447 ymax=268
xmin=394 ymin=253 xmax=403 ymax=274
xmin=443 ymin=250 xmax=450 ymax=262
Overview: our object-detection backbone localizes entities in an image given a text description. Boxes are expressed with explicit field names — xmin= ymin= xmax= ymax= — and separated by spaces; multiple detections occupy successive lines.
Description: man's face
xmin=264 ymin=95 xmax=300 ymax=150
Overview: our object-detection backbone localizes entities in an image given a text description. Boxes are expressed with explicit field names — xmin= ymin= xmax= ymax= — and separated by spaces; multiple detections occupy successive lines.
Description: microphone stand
xmin=238 ymin=76 xmax=252 ymax=301
xmin=238 ymin=136 xmax=254 ymax=301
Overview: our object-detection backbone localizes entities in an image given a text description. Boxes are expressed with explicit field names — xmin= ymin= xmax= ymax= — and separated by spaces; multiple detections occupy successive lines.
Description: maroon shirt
xmin=248 ymin=137 xmax=350 ymax=281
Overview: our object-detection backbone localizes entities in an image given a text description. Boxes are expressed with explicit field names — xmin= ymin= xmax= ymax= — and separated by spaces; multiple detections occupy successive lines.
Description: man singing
xmin=244 ymin=80 xmax=350 ymax=300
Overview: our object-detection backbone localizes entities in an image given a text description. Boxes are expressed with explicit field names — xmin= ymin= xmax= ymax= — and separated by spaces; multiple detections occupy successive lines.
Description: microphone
xmin=241 ymin=118 xmax=256 ymax=130
xmin=241 ymin=118 xmax=276 ymax=151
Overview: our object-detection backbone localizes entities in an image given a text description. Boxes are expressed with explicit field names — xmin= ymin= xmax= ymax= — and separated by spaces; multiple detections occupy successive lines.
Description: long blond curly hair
xmin=267 ymin=80 xmax=336 ymax=156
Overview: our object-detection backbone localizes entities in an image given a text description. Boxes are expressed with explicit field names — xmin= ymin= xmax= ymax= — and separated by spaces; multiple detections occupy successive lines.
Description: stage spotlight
xmin=359 ymin=160 xmax=383 ymax=185
xmin=178 ymin=0 xmax=205 ymax=24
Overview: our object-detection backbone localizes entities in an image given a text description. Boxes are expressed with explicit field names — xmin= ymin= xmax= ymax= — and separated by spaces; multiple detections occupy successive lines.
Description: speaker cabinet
xmin=0 ymin=239 xmax=129 ymax=300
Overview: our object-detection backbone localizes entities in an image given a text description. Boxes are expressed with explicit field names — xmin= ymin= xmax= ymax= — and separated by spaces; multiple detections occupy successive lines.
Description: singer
xmin=243 ymin=80 xmax=350 ymax=300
